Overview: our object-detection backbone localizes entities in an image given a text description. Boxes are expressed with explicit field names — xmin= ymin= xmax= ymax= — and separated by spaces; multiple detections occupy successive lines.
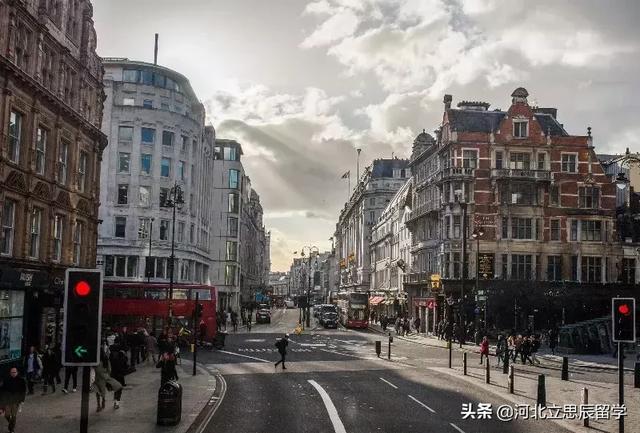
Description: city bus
xmin=101 ymin=282 xmax=217 ymax=340
xmin=336 ymin=291 xmax=369 ymax=328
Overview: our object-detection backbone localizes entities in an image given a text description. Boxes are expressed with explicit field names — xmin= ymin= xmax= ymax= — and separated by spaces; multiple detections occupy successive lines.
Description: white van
xmin=284 ymin=299 xmax=295 ymax=309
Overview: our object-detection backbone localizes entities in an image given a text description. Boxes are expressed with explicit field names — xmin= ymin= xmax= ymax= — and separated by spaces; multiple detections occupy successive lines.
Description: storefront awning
xmin=369 ymin=296 xmax=385 ymax=306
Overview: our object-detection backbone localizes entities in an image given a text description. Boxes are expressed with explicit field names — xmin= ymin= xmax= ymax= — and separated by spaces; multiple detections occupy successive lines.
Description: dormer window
xmin=513 ymin=120 xmax=528 ymax=138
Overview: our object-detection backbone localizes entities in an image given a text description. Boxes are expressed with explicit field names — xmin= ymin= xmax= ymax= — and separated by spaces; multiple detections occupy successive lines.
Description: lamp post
xmin=167 ymin=182 xmax=184 ymax=323
xmin=300 ymin=246 xmax=319 ymax=328
xmin=145 ymin=217 xmax=154 ymax=283
xmin=455 ymin=190 xmax=467 ymax=348
xmin=471 ymin=227 xmax=484 ymax=337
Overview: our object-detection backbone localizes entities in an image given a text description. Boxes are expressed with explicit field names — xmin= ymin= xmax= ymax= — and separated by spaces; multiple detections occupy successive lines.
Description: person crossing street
xmin=0 ymin=367 xmax=26 ymax=433
xmin=274 ymin=334 xmax=289 ymax=370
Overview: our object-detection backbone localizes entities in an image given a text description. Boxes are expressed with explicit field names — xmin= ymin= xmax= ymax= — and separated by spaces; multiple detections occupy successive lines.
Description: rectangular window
xmin=58 ymin=141 xmax=69 ymax=183
xmin=579 ymin=186 xmax=599 ymax=209
xmin=511 ymin=254 xmax=532 ymax=280
xmin=177 ymin=221 xmax=185 ymax=243
xmin=53 ymin=215 xmax=64 ymax=261
xmin=462 ymin=149 xmax=478 ymax=169
xmin=509 ymin=152 xmax=531 ymax=170
xmin=495 ymin=151 xmax=503 ymax=169
xmin=550 ymin=185 xmax=559 ymax=206
xmin=537 ymin=153 xmax=546 ymax=170
xmin=570 ymin=220 xmax=578 ymax=241
xmin=115 ymin=217 xmax=126 ymax=238
xmin=141 ymin=127 xmax=155 ymax=144
xmin=29 ymin=208 xmax=42 ymax=258
xmin=191 ymin=164 xmax=196 ymax=187
xmin=126 ymin=256 xmax=138 ymax=278
xmin=159 ymin=219 xmax=170 ymax=241
xmin=190 ymin=224 xmax=195 ymax=244
xmin=226 ymin=241 xmax=238 ymax=261
xmin=139 ymin=185 xmax=150 ymax=207
xmin=162 ymin=130 xmax=174 ymax=147
xmin=224 ymin=147 xmax=237 ymax=161
xmin=118 ymin=126 xmax=134 ymax=141
xmin=8 ymin=111 xmax=22 ymax=163
xmin=228 ymin=193 xmax=239 ymax=213
xmin=513 ymin=120 xmax=528 ymax=138
xmin=547 ymin=255 xmax=562 ymax=281
xmin=621 ymin=258 xmax=635 ymax=284
xmin=161 ymin=157 xmax=171 ymax=177
xmin=77 ymin=151 xmax=87 ymax=192
xmin=369 ymin=211 xmax=375 ymax=223
xmin=581 ymin=220 xmax=602 ymax=241
xmin=571 ymin=255 xmax=579 ymax=281
xmin=161 ymin=102 xmax=170 ymax=111
xmin=115 ymin=256 xmax=126 ymax=277
xmin=36 ymin=127 xmax=47 ymax=175
xmin=143 ymin=99 xmax=153 ymax=109
xmin=118 ymin=152 xmax=130 ymax=173
xmin=123 ymin=69 xmax=139 ymax=82
xmin=155 ymin=257 xmax=166 ymax=279
xmin=142 ymin=70 xmax=153 ymax=85
xmin=501 ymin=254 xmax=508 ymax=279
xmin=501 ymin=182 xmax=536 ymax=205
xmin=581 ymin=256 xmax=602 ymax=283
xmin=1 ymin=201 xmax=16 ymax=256
xmin=225 ymin=264 xmax=236 ymax=286
xmin=181 ymin=135 xmax=188 ymax=153
xmin=178 ymin=161 xmax=186 ymax=181
xmin=229 ymin=169 xmax=240 ymax=189
xmin=453 ymin=215 xmax=461 ymax=238
xmin=73 ymin=221 xmax=83 ymax=265
xmin=561 ymin=154 xmax=577 ymax=173
xmin=160 ymin=188 xmax=169 ymax=207
xmin=117 ymin=184 xmax=129 ymax=205
xmin=138 ymin=218 xmax=151 ymax=239
xmin=140 ymin=154 xmax=152 ymax=175
xmin=511 ymin=218 xmax=533 ymax=239
xmin=123 ymin=97 xmax=135 ymax=106
xmin=228 ymin=217 xmax=238 ymax=237
xmin=550 ymin=219 xmax=560 ymax=241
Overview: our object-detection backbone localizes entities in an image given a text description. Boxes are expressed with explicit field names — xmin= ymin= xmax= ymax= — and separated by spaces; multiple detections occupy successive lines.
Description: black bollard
xmin=582 ymin=387 xmax=589 ymax=427
xmin=561 ymin=356 xmax=568 ymax=381
xmin=448 ymin=337 xmax=452 ymax=368
xmin=635 ymin=362 xmax=640 ymax=389
xmin=485 ymin=357 xmax=490 ymax=384
xmin=537 ymin=374 xmax=546 ymax=407
xmin=508 ymin=365 xmax=514 ymax=394
xmin=375 ymin=340 xmax=381 ymax=357
xmin=503 ymin=351 xmax=509 ymax=374
xmin=463 ymin=352 xmax=467 ymax=375
xmin=388 ymin=333 xmax=392 ymax=360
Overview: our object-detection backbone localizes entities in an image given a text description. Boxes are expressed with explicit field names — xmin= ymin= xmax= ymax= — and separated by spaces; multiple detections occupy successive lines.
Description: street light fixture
xmin=471 ymin=227 xmax=485 ymax=336
xmin=300 ymin=246 xmax=319 ymax=328
xmin=454 ymin=189 xmax=467 ymax=348
xmin=166 ymin=182 xmax=184 ymax=323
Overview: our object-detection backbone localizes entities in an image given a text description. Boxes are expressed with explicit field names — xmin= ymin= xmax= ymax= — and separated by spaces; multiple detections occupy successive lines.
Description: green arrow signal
xmin=74 ymin=346 xmax=88 ymax=358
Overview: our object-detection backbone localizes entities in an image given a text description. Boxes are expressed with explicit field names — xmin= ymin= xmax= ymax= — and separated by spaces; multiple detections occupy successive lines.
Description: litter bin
xmin=157 ymin=380 xmax=182 ymax=426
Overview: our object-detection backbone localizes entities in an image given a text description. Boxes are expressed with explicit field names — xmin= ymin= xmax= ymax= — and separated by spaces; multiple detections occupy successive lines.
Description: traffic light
xmin=62 ymin=269 xmax=103 ymax=366
xmin=612 ymin=297 xmax=636 ymax=343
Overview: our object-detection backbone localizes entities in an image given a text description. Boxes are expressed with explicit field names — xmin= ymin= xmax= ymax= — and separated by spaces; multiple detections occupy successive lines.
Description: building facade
xmin=405 ymin=88 xmax=629 ymax=330
xmin=268 ymin=271 xmax=289 ymax=297
xmin=0 ymin=0 xmax=106 ymax=359
xmin=334 ymin=158 xmax=410 ymax=293
xmin=98 ymin=59 xmax=215 ymax=290
xmin=239 ymin=184 xmax=268 ymax=307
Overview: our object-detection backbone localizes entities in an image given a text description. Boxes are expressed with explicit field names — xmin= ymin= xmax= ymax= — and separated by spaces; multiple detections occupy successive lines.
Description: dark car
xmin=321 ymin=312 xmax=338 ymax=329
xmin=256 ymin=308 xmax=271 ymax=324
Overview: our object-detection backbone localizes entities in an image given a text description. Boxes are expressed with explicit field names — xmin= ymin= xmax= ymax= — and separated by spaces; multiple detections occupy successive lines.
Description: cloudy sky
xmin=93 ymin=0 xmax=640 ymax=271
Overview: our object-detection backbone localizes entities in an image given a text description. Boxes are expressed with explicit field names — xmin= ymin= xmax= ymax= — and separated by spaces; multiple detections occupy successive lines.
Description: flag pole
xmin=356 ymin=148 xmax=361 ymax=182
xmin=348 ymin=172 xmax=351 ymax=201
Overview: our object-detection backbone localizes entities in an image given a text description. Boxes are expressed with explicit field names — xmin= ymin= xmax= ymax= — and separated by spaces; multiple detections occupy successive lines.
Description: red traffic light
xmin=74 ymin=281 xmax=91 ymax=297
xmin=618 ymin=303 xmax=631 ymax=316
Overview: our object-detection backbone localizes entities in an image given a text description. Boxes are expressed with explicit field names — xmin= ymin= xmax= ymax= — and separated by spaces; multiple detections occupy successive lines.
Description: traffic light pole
xmin=618 ymin=341 xmax=624 ymax=433
xmin=80 ymin=366 xmax=90 ymax=433
xmin=193 ymin=292 xmax=199 ymax=377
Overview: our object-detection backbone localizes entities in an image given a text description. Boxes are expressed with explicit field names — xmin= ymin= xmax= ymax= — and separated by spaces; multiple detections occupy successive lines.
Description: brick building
xmin=405 ymin=88 xmax=629 ymax=330
xmin=0 ymin=0 xmax=106 ymax=360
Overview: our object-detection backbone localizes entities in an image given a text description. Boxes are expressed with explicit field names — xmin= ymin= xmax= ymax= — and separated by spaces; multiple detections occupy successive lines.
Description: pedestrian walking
xmin=41 ymin=346 xmax=57 ymax=394
xmin=156 ymin=352 xmax=179 ymax=385
xmin=380 ymin=315 xmax=387 ymax=332
xmin=24 ymin=346 xmax=42 ymax=395
xmin=530 ymin=334 xmax=541 ymax=365
xmin=479 ymin=336 xmax=489 ymax=364
xmin=231 ymin=311 xmax=238 ymax=333
xmin=548 ymin=328 xmax=558 ymax=355
xmin=226 ymin=310 xmax=232 ymax=332
xmin=512 ymin=335 xmax=522 ymax=362
xmin=274 ymin=334 xmax=289 ymax=370
xmin=61 ymin=366 xmax=78 ymax=393
xmin=414 ymin=316 xmax=421 ymax=333
xmin=93 ymin=350 xmax=123 ymax=413
xmin=53 ymin=344 xmax=62 ymax=385
xmin=0 ymin=367 xmax=26 ymax=433
xmin=109 ymin=346 xmax=128 ymax=409
xmin=495 ymin=335 xmax=506 ymax=367
xmin=521 ymin=336 xmax=533 ymax=365
xmin=145 ymin=333 xmax=159 ymax=364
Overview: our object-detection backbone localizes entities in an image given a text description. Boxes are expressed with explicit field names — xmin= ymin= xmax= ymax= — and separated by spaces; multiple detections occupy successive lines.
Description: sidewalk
xmin=369 ymin=323 xmax=639 ymax=371
xmin=13 ymin=359 xmax=216 ymax=433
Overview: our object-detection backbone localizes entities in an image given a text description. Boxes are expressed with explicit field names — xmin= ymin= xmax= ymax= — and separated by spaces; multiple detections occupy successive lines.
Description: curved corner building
xmin=98 ymin=59 xmax=216 ymax=290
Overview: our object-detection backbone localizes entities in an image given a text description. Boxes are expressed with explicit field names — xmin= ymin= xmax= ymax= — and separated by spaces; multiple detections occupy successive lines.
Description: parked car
xmin=321 ymin=312 xmax=338 ymax=329
xmin=256 ymin=308 xmax=271 ymax=324
xmin=284 ymin=299 xmax=295 ymax=309
xmin=312 ymin=304 xmax=322 ymax=317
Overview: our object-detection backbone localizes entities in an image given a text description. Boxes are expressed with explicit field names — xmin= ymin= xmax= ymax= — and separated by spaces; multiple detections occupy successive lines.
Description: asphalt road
xmin=191 ymin=308 xmax=574 ymax=433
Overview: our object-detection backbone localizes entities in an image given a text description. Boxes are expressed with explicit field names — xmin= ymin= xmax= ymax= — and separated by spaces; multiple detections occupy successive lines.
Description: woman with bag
xmin=156 ymin=352 xmax=179 ymax=384
xmin=108 ymin=346 xmax=128 ymax=409
xmin=93 ymin=349 xmax=122 ymax=412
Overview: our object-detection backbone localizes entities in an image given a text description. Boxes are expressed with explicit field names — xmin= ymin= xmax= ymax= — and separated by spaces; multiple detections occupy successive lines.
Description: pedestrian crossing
xmin=238 ymin=347 xmax=314 ymax=353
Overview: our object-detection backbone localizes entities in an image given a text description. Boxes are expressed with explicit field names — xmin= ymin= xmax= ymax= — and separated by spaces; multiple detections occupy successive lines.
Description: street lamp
xmin=471 ymin=226 xmax=484 ymax=337
xmin=166 ymin=182 xmax=184 ymax=323
xmin=300 ymin=246 xmax=319 ymax=328
xmin=454 ymin=189 xmax=467 ymax=348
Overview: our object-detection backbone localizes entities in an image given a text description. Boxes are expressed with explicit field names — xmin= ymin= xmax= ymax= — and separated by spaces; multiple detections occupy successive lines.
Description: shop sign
xmin=478 ymin=253 xmax=494 ymax=279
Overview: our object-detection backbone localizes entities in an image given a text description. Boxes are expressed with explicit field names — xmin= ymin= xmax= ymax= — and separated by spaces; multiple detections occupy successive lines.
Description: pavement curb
xmin=184 ymin=370 xmax=227 ymax=433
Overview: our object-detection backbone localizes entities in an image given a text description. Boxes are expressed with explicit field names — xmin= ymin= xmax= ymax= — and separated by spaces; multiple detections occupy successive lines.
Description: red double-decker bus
xmin=101 ymin=282 xmax=217 ymax=340
xmin=337 ymin=292 xmax=369 ymax=329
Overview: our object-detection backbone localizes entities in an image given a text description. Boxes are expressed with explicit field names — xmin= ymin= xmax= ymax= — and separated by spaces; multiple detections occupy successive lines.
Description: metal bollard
xmin=388 ymin=333 xmax=392 ymax=360
xmin=448 ymin=337 xmax=452 ymax=369
xmin=561 ymin=356 xmax=568 ymax=381
xmin=537 ymin=374 xmax=546 ymax=407
xmin=508 ymin=365 xmax=514 ymax=394
xmin=635 ymin=362 xmax=640 ymax=389
xmin=463 ymin=352 xmax=467 ymax=376
xmin=502 ymin=351 xmax=509 ymax=374
xmin=485 ymin=357 xmax=490 ymax=384
xmin=375 ymin=341 xmax=381 ymax=357
xmin=582 ymin=387 xmax=589 ymax=427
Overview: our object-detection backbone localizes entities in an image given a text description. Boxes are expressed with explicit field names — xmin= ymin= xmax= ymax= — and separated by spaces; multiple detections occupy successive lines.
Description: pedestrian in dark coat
xmin=109 ymin=347 xmax=128 ymax=408
xmin=0 ymin=367 xmax=26 ymax=433
xmin=156 ymin=352 xmax=179 ymax=384
xmin=521 ymin=337 xmax=533 ymax=365
xmin=62 ymin=366 xmax=78 ymax=393
xmin=274 ymin=334 xmax=289 ymax=370
xmin=53 ymin=344 xmax=62 ymax=385
xmin=41 ymin=346 xmax=57 ymax=394
xmin=24 ymin=346 xmax=41 ymax=395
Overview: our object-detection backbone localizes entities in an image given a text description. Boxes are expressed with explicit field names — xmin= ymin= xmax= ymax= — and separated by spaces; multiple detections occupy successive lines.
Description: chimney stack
xmin=443 ymin=94 xmax=452 ymax=111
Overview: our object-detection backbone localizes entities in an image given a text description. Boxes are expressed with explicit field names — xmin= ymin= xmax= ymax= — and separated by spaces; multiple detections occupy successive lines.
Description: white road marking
xmin=450 ymin=422 xmax=466 ymax=433
xmin=245 ymin=339 xmax=266 ymax=343
xmin=307 ymin=380 xmax=347 ymax=433
xmin=299 ymin=343 xmax=326 ymax=347
xmin=379 ymin=377 xmax=398 ymax=389
xmin=217 ymin=350 xmax=271 ymax=363
xmin=408 ymin=395 xmax=436 ymax=413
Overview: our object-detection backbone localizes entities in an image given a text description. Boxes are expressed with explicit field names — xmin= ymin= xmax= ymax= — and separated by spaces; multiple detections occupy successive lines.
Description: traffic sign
xmin=611 ymin=297 xmax=636 ymax=343
xmin=62 ymin=269 xmax=103 ymax=366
